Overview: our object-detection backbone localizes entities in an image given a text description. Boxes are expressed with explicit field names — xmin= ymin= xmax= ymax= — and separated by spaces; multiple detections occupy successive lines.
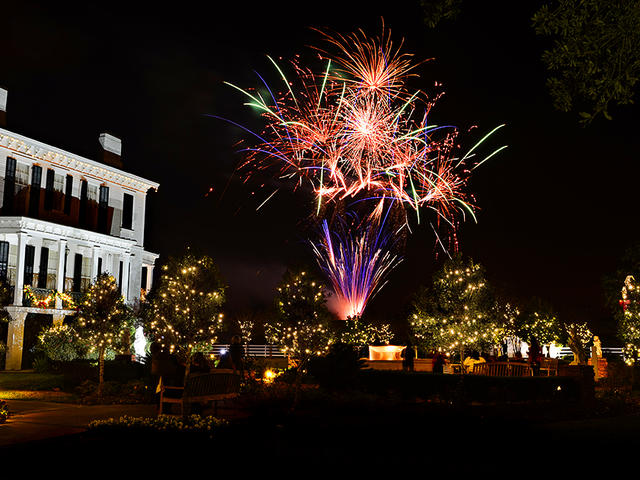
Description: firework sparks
xmin=220 ymin=26 xmax=505 ymax=318
xmin=223 ymin=27 xmax=504 ymax=231
xmin=312 ymin=213 xmax=402 ymax=319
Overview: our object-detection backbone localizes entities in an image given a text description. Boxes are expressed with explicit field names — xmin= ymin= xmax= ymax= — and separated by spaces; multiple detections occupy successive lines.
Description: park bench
xmin=539 ymin=357 xmax=559 ymax=376
xmin=472 ymin=362 xmax=532 ymax=376
xmin=159 ymin=369 xmax=241 ymax=415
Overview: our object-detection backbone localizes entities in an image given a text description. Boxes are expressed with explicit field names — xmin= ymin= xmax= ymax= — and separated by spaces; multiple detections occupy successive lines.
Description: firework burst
xmin=223 ymin=26 xmax=504 ymax=231
xmin=220 ymin=25 xmax=505 ymax=319
xmin=311 ymin=213 xmax=402 ymax=319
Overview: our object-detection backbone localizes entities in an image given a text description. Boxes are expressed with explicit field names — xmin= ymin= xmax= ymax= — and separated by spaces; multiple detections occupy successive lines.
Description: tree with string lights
xmin=142 ymin=251 xmax=226 ymax=383
xmin=563 ymin=322 xmax=593 ymax=365
xmin=409 ymin=255 xmax=500 ymax=364
xmin=618 ymin=275 xmax=640 ymax=364
xmin=75 ymin=273 xmax=135 ymax=396
xmin=520 ymin=298 xmax=562 ymax=355
xmin=338 ymin=316 xmax=394 ymax=346
xmin=266 ymin=269 xmax=334 ymax=376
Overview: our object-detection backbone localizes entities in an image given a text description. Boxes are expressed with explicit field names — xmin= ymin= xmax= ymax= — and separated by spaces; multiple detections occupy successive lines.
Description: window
xmin=118 ymin=260 xmax=123 ymax=294
xmin=0 ymin=241 xmax=9 ymax=282
xmin=24 ymin=244 xmax=35 ymax=287
xmin=141 ymin=266 xmax=148 ymax=290
xmin=122 ymin=193 xmax=133 ymax=230
xmin=73 ymin=253 xmax=82 ymax=292
xmin=64 ymin=175 xmax=73 ymax=215
xmin=79 ymin=180 xmax=88 ymax=228
xmin=98 ymin=185 xmax=109 ymax=234
xmin=44 ymin=169 xmax=54 ymax=211
xmin=29 ymin=165 xmax=42 ymax=218
xmin=97 ymin=257 xmax=102 ymax=276
xmin=37 ymin=247 xmax=49 ymax=289
xmin=3 ymin=157 xmax=16 ymax=212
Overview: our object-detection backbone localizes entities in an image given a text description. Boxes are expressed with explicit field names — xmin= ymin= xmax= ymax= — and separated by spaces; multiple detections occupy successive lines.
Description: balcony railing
xmin=20 ymin=286 xmax=83 ymax=309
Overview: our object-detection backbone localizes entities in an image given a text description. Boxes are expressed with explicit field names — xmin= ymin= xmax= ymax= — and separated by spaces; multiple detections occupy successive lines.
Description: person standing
xmin=402 ymin=342 xmax=416 ymax=371
xmin=229 ymin=335 xmax=244 ymax=376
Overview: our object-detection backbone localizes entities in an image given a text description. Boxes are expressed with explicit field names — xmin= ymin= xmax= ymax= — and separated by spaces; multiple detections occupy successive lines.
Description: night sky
xmin=2 ymin=1 xmax=638 ymax=342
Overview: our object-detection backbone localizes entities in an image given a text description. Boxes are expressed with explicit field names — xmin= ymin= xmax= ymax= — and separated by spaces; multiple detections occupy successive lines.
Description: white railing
xmin=207 ymin=344 xmax=286 ymax=358
xmin=555 ymin=346 xmax=624 ymax=358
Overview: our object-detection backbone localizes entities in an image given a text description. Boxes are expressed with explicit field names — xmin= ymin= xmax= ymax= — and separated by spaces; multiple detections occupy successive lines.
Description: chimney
xmin=0 ymin=87 xmax=7 ymax=128
xmin=98 ymin=132 xmax=123 ymax=169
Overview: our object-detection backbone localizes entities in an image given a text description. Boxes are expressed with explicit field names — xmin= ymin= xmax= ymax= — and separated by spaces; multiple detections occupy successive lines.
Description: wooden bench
xmin=539 ymin=357 xmax=559 ymax=376
xmin=472 ymin=362 xmax=532 ymax=377
xmin=159 ymin=370 xmax=241 ymax=415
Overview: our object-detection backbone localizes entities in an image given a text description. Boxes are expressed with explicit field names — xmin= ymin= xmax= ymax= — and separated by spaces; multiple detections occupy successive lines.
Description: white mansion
xmin=0 ymin=87 xmax=159 ymax=370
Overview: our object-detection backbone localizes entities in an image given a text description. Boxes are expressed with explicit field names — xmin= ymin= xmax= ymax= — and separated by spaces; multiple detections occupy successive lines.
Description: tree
xmin=618 ymin=274 xmax=640 ymax=364
xmin=532 ymin=0 xmax=640 ymax=124
xmin=142 ymin=251 xmax=226 ymax=383
xmin=338 ymin=317 xmax=394 ymax=346
xmin=420 ymin=1 xmax=640 ymax=124
xmin=265 ymin=268 xmax=334 ymax=375
xmin=419 ymin=0 xmax=463 ymax=28
xmin=563 ymin=322 xmax=593 ymax=365
xmin=495 ymin=300 xmax=523 ymax=356
xmin=76 ymin=273 xmax=135 ymax=395
xmin=603 ymin=243 xmax=640 ymax=315
xmin=519 ymin=298 xmax=562 ymax=352
xmin=409 ymin=255 xmax=501 ymax=364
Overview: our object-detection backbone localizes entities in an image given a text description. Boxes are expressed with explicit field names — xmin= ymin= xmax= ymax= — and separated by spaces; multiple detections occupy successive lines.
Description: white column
xmin=147 ymin=264 xmax=154 ymax=292
xmin=91 ymin=245 xmax=100 ymax=280
xmin=55 ymin=239 xmax=67 ymax=309
xmin=5 ymin=309 xmax=28 ymax=370
xmin=13 ymin=233 xmax=26 ymax=306
xmin=121 ymin=253 xmax=130 ymax=302
xmin=33 ymin=240 xmax=41 ymax=287
xmin=104 ymin=252 xmax=112 ymax=275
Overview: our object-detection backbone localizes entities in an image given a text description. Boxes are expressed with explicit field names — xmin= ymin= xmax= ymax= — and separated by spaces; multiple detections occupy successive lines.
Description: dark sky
xmin=2 ymin=1 xmax=638 ymax=342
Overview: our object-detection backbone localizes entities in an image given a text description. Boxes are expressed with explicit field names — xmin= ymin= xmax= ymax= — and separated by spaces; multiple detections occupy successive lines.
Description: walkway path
xmin=0 ymin=400 xmax=156 ymax=446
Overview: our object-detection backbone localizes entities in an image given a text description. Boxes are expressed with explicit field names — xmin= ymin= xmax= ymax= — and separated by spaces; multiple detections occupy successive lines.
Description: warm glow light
xmin=368 ymin=345 xmax=405 ymax=361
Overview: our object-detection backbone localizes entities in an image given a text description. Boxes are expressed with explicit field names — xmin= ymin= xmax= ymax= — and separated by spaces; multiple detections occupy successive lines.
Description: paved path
xmin=0 ymin=400 xmax=156 ymax=446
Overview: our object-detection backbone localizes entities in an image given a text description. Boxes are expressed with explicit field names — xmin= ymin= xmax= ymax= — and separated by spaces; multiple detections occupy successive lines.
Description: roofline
xmin=0 ymin=127 xmax=160 ymax=193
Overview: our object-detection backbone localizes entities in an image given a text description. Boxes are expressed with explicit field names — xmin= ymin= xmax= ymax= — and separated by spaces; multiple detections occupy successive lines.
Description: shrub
xmin=88 ymin=414 xmax=228 ymax=437
xmin=0 ymin=341 xmax=6 ymax=370
xmin=308 ymin=343 xmax=365 ymax=391
xmin=0 ymin=400 xmax=8 ymax=423
xmin=37 ymin=324 xmax=85 ymax=362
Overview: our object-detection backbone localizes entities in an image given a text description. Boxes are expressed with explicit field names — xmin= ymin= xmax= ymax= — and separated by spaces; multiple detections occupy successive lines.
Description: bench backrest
xmin=472 ymin=362 xmax=532 ymax=377
xmin=184 ymin=371 xmax=241 ymax=397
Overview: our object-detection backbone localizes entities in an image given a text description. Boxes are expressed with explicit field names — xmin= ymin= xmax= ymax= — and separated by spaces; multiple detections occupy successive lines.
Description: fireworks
xmin=224 ymin=26 xmax=504 ymax=228
xmin=311 ymin=214 xmax=402 ymax=319
xmin=223 ymin=25 xmax=504 ymax=320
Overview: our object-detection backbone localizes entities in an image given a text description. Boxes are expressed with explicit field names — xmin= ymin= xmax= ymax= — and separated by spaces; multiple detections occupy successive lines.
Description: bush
xmin=0 ymin=400 xmax=8 ymax=423
xmin=308 ymin=343 xmax=366 ymax=391
xmin=0 ymin=341 xmax=6 ymax=370
xmin=356 ymin=370 xmax=588 ymax=406
xmin=75 ymin=379 xmax=153 ymax=404
xmin=37 ymin=324 xmax=85 ymax=362
xmin=88 ymin=414 xmax=228 ymax=438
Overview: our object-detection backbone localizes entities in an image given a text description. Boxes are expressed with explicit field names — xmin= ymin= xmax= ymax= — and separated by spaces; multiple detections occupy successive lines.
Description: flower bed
xmin=88 ymin=414 xmax=228 ymax=439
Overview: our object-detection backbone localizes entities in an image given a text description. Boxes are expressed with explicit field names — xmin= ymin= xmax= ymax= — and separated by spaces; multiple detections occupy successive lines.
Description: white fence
xmin=555 ymin=346 xmax=623 ymax=358
xmin=206 ymin=344 xmax=286 ymax=358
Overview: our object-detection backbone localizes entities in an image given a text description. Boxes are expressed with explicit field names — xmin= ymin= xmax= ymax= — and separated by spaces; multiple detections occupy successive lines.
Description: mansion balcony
xmin=2 ymin=183 xmax=115 ymax=236
xmin=15 ymin=286 xmax=84 ymax=310
xmin=0 ymin=215 xmax=156 ymax=310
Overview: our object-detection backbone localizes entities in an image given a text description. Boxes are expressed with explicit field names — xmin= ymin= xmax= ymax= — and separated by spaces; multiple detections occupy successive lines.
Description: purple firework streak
xmin=312 ymin=213 xmax=403 ymax=319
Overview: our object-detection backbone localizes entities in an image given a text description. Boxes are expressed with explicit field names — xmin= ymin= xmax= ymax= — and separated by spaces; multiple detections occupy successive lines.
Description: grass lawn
xmin=0 ymin=372 xmax=66 ymax=391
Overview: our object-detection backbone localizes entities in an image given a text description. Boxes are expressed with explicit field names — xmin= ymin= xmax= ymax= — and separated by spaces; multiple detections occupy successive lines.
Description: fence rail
xmin=555 ymin=346 xmax=624 ymax=358
xmin=206 ymin=344 xmax=286 ymax=358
